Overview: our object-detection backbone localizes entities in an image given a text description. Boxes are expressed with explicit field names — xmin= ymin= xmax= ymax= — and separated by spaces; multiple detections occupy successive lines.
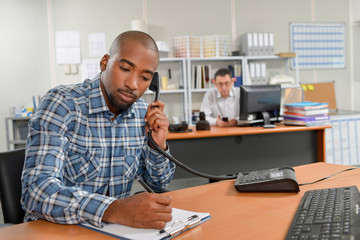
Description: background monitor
xmin=239 ymin=84 xmax=282 ymax=127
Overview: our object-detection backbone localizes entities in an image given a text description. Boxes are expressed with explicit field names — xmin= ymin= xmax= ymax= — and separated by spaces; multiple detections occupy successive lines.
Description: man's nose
xmin=124 ymin=73 xmax=138 ymax=90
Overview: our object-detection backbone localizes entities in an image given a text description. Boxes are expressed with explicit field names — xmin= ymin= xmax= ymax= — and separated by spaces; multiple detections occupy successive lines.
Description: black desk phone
xmin=234 ymin=166 xmax=300 ymax=192
xmin=147 ymin=74 xmax=300 ymax=193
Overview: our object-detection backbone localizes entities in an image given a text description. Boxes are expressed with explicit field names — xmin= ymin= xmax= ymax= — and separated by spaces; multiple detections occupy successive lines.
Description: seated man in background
xmin=21 ymin=31 xmax=175 ymax=230
xmin=200 ymin=68 xmax=240 ymax=127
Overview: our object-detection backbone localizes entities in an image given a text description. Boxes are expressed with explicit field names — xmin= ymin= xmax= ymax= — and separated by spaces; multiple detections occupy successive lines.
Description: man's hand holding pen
xmin=102 ymin=191 xmax=173 ymax=229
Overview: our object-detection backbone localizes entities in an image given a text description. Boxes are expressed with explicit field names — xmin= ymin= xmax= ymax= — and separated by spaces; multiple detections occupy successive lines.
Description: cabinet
xmin=325 ymin=111 xmax=360 ymax=165
xmin=5 ymin=116 xmax=30 ymax=150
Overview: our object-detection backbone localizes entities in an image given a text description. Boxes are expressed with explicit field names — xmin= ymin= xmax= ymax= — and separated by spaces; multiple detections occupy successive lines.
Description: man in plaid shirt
xmin=21 ymin=31 xmax=176 ymax=230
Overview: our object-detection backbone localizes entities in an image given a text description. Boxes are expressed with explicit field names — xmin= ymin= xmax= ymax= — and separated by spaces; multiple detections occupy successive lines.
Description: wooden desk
xmin=1 ymin=163 xmax=358 ymax=240
xmin=168 ymin=125 xmax=330 ymax=141
xmin=167 ymin=125 xmax=331 ymax=178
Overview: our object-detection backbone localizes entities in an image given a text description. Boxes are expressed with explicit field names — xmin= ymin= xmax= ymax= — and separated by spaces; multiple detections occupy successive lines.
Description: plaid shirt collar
xmin=88 ymin=74 xmax=136 ymax=119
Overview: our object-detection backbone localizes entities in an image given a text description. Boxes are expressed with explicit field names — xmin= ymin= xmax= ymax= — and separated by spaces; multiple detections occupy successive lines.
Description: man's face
xmin=215 ymin=74 xmax=233 ymax=98
xmin=100 ymin=40 xmax=159 ymax=113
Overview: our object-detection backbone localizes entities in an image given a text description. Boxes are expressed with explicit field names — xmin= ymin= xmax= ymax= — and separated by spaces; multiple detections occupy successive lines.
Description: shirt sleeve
xmin=137 ymin=141 xmax=176 ymax=193
xmin=200 ymin=90 xmax=217 ymax=125
xmin=21 ymin=90 xmax=116 ymax=227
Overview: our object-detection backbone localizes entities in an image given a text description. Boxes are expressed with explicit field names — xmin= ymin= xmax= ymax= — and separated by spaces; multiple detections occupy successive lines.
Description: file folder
xmin=255 ymin=62 xmax=261 ymax=84
xmin=234 ymin=63 xmax=242 ymax=78
xmin=191 ymin=65 xmax=196 ymax=89
xmin=249 ymin=62 xmax=256 ymax=84
xmin=258 ymin=32 xmax=264 ymax=56
xmin=252 ymin=32 xmax=259 ymax=56
xmin=263 ymin=32 xmax=269 ymax=55
xmin=196 ymin=65 xmax=202 ymax=89
xmin=245 ymin=64 xmax=251 ymax=85
xmin=260 ymin=62 xmax=267 ymax=84
xmin=204 ymin=65 xmax=211 ymax=88
xmin=240 ymin=32 xmax=253 ymax=56
xmin=269 ymin=32 xmax=274 ymax=55
xmin=234 ymin=63 xmax=242 ymax=87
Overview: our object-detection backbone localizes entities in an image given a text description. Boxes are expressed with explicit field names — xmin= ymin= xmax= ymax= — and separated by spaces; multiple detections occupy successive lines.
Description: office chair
xmin=0 ymin=148 xmax=25 ymax=224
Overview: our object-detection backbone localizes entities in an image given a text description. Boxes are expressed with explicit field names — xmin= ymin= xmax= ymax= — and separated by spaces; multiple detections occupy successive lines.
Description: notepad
xmin=81 ymin=208 xmax=211 ymax=240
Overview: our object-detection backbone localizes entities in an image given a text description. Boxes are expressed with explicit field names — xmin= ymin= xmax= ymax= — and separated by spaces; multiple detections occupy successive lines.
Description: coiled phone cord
xmin=146 ymin=125 xmax=237 ymax=181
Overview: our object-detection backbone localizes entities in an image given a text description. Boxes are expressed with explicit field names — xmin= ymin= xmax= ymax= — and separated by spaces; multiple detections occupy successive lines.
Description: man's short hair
xmin=214 ymin=68 xmax=231 ymax=80
xmin=109 ymin=31 xmax=159 ymax=56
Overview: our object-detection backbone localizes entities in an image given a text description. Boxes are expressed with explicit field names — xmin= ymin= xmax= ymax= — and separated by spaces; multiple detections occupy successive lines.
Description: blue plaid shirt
xmin=21 ymin=74 xmax=175 ymax=227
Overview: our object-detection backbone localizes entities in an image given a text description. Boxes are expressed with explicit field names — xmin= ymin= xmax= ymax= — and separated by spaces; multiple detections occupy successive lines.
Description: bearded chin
xmin=108 ymin=93 xmax=132 ymax=111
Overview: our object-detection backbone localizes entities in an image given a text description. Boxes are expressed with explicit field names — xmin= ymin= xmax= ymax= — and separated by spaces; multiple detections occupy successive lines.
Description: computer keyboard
xmin=286 ymin=186 xmax=360 ymax=240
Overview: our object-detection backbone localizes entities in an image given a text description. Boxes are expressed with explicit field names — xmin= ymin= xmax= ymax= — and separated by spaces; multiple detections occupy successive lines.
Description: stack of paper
xmin=284 ymin=101 xmax=330 ymax=126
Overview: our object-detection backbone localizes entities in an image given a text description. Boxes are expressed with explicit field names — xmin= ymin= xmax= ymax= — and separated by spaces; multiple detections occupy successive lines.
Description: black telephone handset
xmin=149 ymin=72 xmax=160 ymax=102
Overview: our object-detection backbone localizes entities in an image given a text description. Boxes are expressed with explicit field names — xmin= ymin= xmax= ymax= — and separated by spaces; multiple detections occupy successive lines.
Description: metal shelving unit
xmin=243 ymin=55 xmax=299 ymax=87
xmin=185 ymin=56 xmax=299 ymax=124
xmin=143 ymin=57 xmax=188 ymax=123
xmin=5 ymin=116 xmax=30 ymax=150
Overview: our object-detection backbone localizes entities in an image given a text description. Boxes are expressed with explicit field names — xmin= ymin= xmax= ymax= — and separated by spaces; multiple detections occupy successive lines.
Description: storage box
xmin=201 ymin=35 xmax=231 ymax=57
xmin=174 ymin=36 xmax=201 ymax=58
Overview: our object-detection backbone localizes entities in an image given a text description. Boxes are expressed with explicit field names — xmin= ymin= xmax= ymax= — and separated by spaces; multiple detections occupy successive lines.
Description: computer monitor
xmin=239 ymin=84 xmax=282 ymax=127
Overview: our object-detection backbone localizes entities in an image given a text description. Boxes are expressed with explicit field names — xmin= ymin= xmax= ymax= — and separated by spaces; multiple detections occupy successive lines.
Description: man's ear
xmin=100 ymin=54 xmax=110 ymax=72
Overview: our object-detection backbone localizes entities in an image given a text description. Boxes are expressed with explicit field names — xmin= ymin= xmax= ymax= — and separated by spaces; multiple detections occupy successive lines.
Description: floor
xmin=0 ymin=177 xmax=209 ymax=225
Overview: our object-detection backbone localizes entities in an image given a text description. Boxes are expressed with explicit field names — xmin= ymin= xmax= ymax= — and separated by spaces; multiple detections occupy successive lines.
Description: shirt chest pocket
xmin=122 ymin=146 xmax=142 ymax=179
xmin=64 ymin=144 xmax=102 ymax=183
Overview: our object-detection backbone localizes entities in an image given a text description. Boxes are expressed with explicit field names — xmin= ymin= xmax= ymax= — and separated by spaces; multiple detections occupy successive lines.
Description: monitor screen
xmin=239 ymin=84 xmax=282 ymax=127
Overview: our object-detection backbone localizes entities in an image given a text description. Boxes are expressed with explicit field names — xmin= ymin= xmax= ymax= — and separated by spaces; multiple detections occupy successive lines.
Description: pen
xmin=136 ymin=176 xmax=154 ymax=193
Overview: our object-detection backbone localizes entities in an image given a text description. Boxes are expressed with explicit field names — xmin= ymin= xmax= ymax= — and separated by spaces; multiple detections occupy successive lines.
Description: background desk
xmin=1 ymin=163 xmax=358 ymax=240
xmin=167 ymin=125 xmax=330 ymax=178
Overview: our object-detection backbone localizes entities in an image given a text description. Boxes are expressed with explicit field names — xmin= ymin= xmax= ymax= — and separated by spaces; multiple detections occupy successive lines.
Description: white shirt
xmin=200 ymin=87 xmax=240 ymax=125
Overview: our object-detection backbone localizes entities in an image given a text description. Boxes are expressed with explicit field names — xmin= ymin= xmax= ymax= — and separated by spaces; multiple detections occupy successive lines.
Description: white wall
xmin=351 ymin=0 xmax=360 ymax=111
xmin=51 ymin=0 xmax=144 ymax=86
xmin=0 ymin=0 xmax=358 ymax=151
xmin=0 ymin=0 xmax=51 ymax=151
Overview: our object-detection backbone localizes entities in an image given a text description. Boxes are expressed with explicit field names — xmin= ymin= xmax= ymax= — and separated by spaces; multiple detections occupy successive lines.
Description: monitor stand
xmin=261 ymin=111 xmax=276 ymax=128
